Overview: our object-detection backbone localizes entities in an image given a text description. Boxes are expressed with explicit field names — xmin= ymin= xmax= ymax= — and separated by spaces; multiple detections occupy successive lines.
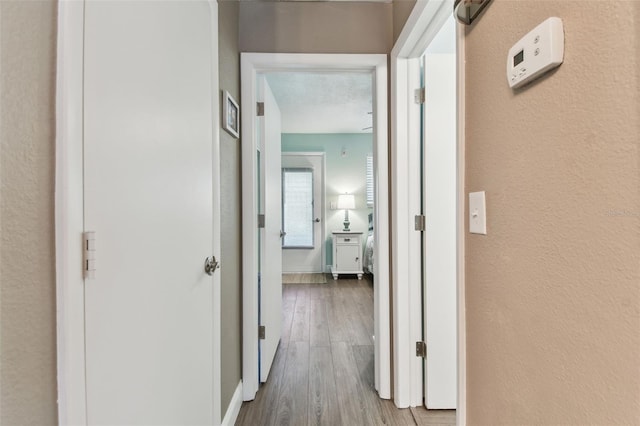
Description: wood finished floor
xmin=282 ymin=273 xmax=327 ymax=284
xmin=235 ymin=276 xmax=456 ymax=426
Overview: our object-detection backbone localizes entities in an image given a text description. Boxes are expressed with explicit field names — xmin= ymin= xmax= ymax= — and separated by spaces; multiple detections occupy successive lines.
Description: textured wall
xmin=465 ymin=1 xmax=640 ymax=424
xmin=239 ymin=1 xmax=392 ymax=54
xmin=0 ymin=1 xmax=59 ymax=424
xmin=281 ymin=134 xmax=373 ymax=266
xmin=219 ymin=0 xmax=243 ymax=417
xmin=392 ymin=0 xmax=416 ymax=43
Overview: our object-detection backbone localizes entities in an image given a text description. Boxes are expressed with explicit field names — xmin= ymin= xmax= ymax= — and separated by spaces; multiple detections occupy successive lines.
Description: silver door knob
xmin=204 ymin=256 xmax=219 ymax=276
xmin=314 ymin=218 xmax=320 ymax=223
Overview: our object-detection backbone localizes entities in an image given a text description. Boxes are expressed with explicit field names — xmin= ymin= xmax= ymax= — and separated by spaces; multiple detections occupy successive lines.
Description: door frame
xmin=241 ymin=53 xmax=390 ymax=401
xmin=54 ymin=1 xmax=222 ymax=423
xmin=281 ymin=152 xmax=326 ymax=274
xmin=390 ymin=0 xmax=466 ymax=422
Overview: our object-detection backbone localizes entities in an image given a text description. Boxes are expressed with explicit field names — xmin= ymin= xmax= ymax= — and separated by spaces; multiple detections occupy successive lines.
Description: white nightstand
xmin=331 ymin=231 xmax=363 ymax=280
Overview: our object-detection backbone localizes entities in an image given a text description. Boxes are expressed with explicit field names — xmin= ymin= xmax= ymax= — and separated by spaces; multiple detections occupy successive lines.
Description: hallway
xmin=235 ymin=277 xmax=455 ymax=426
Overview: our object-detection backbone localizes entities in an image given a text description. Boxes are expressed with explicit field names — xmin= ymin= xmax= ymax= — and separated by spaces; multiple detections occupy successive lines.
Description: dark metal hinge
xmin=257 ymin=102 xmax=265 ymax=117
xmin=259 ymin=325 xmax=266 ymax=340
xmin=415 ymin=215 xmax=426 ymax=231
xmin=416 ymin=341 xmax=427 ymax=358
xmin=258 ymin=214 xmax=265 ymax=228
xmin=414 ymin=87 xmax=425 ymax=104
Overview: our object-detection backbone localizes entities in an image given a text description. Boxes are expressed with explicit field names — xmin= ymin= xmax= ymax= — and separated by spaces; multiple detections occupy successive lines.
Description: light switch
xmin=469 ymin=191 xmax=487 ymax=235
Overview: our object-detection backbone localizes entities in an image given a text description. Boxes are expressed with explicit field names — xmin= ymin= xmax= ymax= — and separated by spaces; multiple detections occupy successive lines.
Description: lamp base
xmin=343 ymin=209 xmax=351 ymax=231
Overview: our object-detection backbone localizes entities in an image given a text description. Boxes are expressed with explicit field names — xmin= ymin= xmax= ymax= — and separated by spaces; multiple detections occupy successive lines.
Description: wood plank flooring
xmin=282 ymin=273 xmax=327 ymax=284
xmin=235 ymin=276 xmax=455 ymax=426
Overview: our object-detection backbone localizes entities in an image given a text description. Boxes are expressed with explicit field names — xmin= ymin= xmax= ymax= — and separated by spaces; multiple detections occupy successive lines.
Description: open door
xmin=258 ymin=75 xmax=283 ymax=382
xmin=422 ymin=16 xmax=457 ymax=409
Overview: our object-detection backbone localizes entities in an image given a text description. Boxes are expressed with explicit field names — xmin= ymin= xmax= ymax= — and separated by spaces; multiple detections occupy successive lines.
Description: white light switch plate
xmin=469 ymin=191 xmax=486 ymax=235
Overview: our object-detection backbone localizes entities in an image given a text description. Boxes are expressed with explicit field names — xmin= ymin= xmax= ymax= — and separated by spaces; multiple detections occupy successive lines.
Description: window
xmin=282 ymin=168 xmax=314 ymax=248
xmin=366 ymin=154 xmax=374 ymax=207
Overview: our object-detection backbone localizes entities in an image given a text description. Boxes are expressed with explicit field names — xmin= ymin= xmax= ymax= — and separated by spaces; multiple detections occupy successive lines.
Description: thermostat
xmin=507 ymin=17 xmax=564 ymax=89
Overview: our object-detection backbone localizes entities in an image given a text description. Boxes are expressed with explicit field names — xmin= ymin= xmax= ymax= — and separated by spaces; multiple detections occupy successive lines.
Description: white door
xmin=281 ymin=153 xmax=324 ymax=273
xmin=258 ymin=76 xmax=283 ymax=382
xmin=422 ymin=16 xmax=458 ymax=409
xmin=83 ymin=1 xmax=219 ymax=424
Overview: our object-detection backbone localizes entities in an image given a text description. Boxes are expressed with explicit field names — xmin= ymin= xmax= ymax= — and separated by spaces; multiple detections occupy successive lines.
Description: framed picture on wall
xmin=223 ymin=90 xmax=240 ymax=139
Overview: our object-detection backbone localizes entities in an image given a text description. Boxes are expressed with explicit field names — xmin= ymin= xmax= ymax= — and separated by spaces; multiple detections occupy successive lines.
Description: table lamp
xmin=337 ymin=193 xmax=356 ymax=231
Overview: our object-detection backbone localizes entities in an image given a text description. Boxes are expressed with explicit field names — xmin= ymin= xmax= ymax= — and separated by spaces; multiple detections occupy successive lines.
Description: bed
xmin=363 ymin=213 xmax=375 ymax=275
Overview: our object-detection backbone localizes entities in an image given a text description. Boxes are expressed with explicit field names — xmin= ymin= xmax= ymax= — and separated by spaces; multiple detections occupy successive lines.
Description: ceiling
xmin=260 ymin=0 xmax=391 ymax=2
xmin=264 ymin=72 xmax=373 ymax=134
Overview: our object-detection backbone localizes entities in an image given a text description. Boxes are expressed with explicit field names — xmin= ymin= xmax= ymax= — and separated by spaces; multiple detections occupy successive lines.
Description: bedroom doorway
xmin=241 ymin=53 xmax=390 ymax=403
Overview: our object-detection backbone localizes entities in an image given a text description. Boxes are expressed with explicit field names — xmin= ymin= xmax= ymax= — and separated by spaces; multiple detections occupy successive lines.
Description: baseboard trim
xmin=222 ymin=380 xmax=243 ymax=426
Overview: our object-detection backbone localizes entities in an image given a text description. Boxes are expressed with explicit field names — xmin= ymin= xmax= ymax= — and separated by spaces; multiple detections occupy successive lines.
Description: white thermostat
xmin=507 ymin=17 xmax=564 ymax=89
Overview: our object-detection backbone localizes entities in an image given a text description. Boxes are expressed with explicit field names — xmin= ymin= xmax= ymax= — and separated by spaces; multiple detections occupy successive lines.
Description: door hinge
xmin=83 ymin=231 xmax=96 ymax=279
xmin=258 ymin=214 xmax=265 ymax=228
xmin=259 ymin=325 xmax=266 ymax=340
xmin=257 ymin=102 xmax=265 ymax=117
xmin=415 ymin=215 xmax=426 ymax=231
xmin=414 ymin=87 xmax=425 ymax=104
xmin=416 ymin=341 xmax=427 ymax=358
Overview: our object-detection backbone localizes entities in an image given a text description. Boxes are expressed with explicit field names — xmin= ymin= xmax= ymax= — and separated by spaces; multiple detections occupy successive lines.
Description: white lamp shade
xmin=337 ymin=194 xmax=356 ymax=210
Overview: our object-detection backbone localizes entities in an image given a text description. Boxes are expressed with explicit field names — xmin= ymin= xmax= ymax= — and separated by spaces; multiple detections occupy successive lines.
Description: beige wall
xmin=392 ymin=0 xmax=416 ymax=44
xmin=465 ymin=1 xmax=640 ymax=424
xmin=218 ymin=0 xmax=243 ymax=417
xmin=239 ymin=1 xmax=392 ymax=54
xmin=0 ymin=1 xmax=59 ymax=424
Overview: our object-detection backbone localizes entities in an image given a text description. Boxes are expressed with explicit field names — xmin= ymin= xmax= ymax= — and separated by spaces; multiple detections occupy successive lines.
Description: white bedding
xmin=363 ymin=232 xmax=375 ymax=274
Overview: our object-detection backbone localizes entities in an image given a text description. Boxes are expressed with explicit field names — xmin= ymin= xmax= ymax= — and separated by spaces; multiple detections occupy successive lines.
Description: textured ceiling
xmin=256 ymin=0 xmax=391 ymax=2
xmin=265 ymin=72 xmax=373 ymax=134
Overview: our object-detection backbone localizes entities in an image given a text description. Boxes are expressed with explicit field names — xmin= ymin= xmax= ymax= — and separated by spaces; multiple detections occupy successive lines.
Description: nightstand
xmin=331 ymin=231 xmax=363 ymax=280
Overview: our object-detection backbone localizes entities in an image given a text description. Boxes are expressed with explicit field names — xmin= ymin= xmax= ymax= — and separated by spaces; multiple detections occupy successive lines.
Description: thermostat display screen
xmin=514 ymin=50 xmax=524 ymax=67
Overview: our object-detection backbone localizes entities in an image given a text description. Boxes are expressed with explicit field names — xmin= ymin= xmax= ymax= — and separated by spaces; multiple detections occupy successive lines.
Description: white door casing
xmin=391 ymin=0 xmax=466 ymax=422
xmin=55 ymin=0 xmax=221 ymax=423
xmin=422 ymin=15 xmax=458 ymax=409
xmin=282 ymin=153 xmax=325 ymax=274
xmin=241 ymin=53 xmax=390 ymax=401
xmin=258 ymin=76 xmax=283 ymax=382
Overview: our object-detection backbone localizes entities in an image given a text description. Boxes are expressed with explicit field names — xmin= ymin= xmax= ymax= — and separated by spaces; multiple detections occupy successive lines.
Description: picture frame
xmin=223 ymin=90 xmax=240 ymax=138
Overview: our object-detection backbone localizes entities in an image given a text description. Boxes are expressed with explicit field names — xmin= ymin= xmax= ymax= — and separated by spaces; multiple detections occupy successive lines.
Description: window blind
xmin=366 ymin=154 xmax=374 ymax=207
xmin=282 ymin=168 xmax=314 ymax=248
